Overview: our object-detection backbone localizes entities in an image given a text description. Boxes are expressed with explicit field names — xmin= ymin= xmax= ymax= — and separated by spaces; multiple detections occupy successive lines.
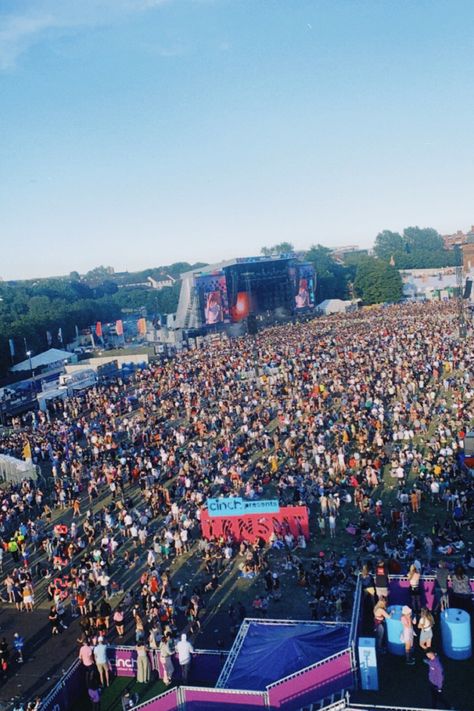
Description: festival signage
xmin=206 ymin=497 xmax=280 ymax=516
xmin=201 ymin=504 xmax=309 ymax=543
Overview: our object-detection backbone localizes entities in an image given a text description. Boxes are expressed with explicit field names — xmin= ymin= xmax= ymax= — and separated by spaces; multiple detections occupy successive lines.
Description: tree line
xmin=0 ymin=263 xmax=201 ymax=379
xmin=263 ymin=226 xmax=461 ymax=307
xmin=0 ymin=227 xmax=460 ymax=379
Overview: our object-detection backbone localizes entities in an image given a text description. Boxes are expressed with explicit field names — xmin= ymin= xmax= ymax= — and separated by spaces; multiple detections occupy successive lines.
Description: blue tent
xmin=223 ymin=622 xmax=349 ymax=691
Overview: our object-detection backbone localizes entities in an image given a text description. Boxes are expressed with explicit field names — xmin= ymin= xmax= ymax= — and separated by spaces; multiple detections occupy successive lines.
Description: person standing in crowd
xmin=373 ymin=598 xmax=391 ymax=653
xmin=135 ymin=641 xmax=150 ymax=684
xmin=450 ymin=565 xmax=471 ymax=612
xmin=374 ymin=559 xmax=389 ymax=601
xmin=424 ymin=650 xmax=450 ymax=708
xmin=408 ymin=564 xmax=422 ymax=613
xmin=88 ymin=681 xmax=101 ymax=711
xmin=48 ymin=606 xmax=60 ymax=636
xmin=401 ymin=605 xmax=416 ymax=665
xmin=159 ymin=633 xmax=174 ymax=686
xmin=113 ymin=606 xmax=125 ymax=638
xmin=435 ymin=561 xmax=450 ymax=612
xmin=417 ymin=608 xmax=434 ymax=650
xmin=79 ymin=640 xmax=96 ymax=685
xmin=176 ymin=633 xmax=194 ymax=683
xmin=93 ymin=637 xmax=110 ymax=687
xmin=13 ymin=633 xmax=25 ymax=663
xmin=360 ymin=564 xmax=376 ymax=610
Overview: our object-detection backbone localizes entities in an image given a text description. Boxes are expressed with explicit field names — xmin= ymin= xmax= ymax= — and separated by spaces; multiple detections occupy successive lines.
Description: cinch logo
xmin=115 ymin=657 xmax=136 ymax=669
xmin=207 ymin=497 xmax=280 ymax=517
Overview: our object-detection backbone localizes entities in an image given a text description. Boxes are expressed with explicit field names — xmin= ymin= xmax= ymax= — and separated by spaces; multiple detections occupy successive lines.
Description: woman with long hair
xmin=407 ymin=564 xmax=421 ymax=613
xmin=417 ymin=607 xmax=434 ymax=650
xmin=136 ymin=641 xmax=151 ymax=684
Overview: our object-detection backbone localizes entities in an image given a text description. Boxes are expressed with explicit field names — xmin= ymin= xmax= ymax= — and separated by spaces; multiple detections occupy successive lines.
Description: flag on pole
xmin=46 ymin=331 xmax=52 ymax=346
xmin=22 ymin=440 xmax=32 ymax=461
xmin=8 ymin=338 xmax=15 ymax=358
xmin=75 ymin=324 xmax=79 ymax=339
xmin=115 ymin=319 xmax=124 ymax=336
xmin=90 ymin=330 xmax=96 ymax=348
xmin=137 ymin=317 xmax=147 ymax=335
xmin=58 ymin=327 xmax=63 ymax=344
xmin=95 ymin=322 xmax=103 ymax=338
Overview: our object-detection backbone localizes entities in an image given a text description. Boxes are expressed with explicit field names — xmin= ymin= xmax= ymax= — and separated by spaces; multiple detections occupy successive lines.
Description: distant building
xmin=330 ymin=246 xmax=369 ymax=264
xmin=399 ymin=266 xmax=474 ymax=301
xmin=442 ymin=225 xmax=474 ymax=249
xmin=463 ymin=239 xmax=474 ymax=271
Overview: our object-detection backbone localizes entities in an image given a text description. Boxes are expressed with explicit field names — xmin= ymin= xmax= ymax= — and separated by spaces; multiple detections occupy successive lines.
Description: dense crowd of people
xmin=0 ymin=300 xmax=473 ymax=708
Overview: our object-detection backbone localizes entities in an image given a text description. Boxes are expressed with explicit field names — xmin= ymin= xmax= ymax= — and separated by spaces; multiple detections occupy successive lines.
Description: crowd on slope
xmin=0 ymin=301 xmax=473 ymax=706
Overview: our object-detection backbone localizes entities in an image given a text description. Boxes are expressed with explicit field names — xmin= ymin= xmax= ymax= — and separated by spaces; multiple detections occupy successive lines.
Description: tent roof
xmin=317 ymin=299 xmax=351 ymax=309
xmin=222 ymin=621 xmax=349 ymax=691
xmin=11 ymin=348 xmax=74 ymax=372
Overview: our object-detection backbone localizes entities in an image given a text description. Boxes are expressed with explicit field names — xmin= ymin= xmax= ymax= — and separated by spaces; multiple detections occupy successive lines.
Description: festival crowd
xmin=0 ymin=300 xmax=473 ymax=708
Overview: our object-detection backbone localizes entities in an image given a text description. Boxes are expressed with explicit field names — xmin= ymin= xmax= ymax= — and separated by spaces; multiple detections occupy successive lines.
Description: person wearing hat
xmin=93 ymin=636 xmax=110 ymax=687
xmin=401 ymin=605 xmax=415 ymax=665
xmin=176 ymin=633 xmax=194 ymax=683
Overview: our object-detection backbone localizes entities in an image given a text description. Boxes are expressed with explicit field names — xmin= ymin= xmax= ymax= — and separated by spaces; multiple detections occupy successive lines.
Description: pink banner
xmin=267 ymin=650 xmax=353 ymax=709
xmin=110 ymin=647 xmax=156 ymax=678
xmin=183 ymin=688 xmax=267 ymax=708
xmin=200 ymin=505 xmax=309 ymax=543
xmin=134 ymin=688 xmax=179 ymax=711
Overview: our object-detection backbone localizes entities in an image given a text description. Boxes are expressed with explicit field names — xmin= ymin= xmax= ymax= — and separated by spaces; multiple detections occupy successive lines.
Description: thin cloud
xmin=0 ymin=0 xmax=169 ymax=70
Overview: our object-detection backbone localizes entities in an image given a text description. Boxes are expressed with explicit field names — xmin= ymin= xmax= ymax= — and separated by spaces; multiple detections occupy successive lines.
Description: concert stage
xmin=175 ymin=254 xmax=316 ymax=332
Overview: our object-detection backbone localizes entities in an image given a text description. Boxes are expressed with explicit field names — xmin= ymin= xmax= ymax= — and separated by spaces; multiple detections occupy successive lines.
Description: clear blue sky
xmin=1 ymin=0 xmax=474 ymax=280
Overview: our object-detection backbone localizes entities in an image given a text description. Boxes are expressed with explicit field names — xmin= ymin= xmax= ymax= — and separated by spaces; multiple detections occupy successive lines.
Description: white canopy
xmin=0 ymin=454 xmax=38 ymax=484
xmin=10 ymin=348 xmax=75 ymax=373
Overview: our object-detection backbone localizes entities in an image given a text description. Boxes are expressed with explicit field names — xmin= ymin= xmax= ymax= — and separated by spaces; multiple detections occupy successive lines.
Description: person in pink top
xmin=79 ymin=642 xmax=96 ymax=684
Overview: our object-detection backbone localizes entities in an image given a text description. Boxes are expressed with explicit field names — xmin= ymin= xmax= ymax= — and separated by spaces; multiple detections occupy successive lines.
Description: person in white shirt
xmin=176 ymin=633 xmax=194 ymax=682
xmin=94 ymin=637 xmax=110 ymax=686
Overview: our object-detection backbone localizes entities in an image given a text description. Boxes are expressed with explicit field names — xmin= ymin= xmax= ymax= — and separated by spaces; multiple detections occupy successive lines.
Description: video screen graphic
xmin=205 ymin=291 xmax=223 ymax=324
xmin=196 ymin=273 xmax=230 ymax=325
xmin=294 ymin=263 xmax=316 ymax=309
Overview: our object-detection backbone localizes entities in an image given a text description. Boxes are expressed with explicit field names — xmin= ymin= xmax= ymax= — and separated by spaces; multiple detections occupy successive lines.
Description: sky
xmin=1 ymin=0 xmax=474 ymax=280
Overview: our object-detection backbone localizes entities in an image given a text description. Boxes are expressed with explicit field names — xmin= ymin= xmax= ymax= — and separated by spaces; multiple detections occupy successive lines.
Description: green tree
xmin=353 ymin=257 xmax=403 ymax=304
xmin=374 ymin=230 xmax=404 ymax=261
xmin=374 ymin=226 xmax=456 ymax=269
xmin=261 ymin=242 xmax=295 ymax=256
xmin=305 ymin=245 xmax=349 ymax=302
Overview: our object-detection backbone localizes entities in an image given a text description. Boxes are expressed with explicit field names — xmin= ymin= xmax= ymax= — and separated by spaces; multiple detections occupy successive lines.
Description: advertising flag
xmin=46 ymin=331 xmax=52 ymax=346
xmin=95 ymin=322 xmax=103 ymax=338
xmin=115 ymin=319 xmax=124 ymax=336
xmin=75 ymin=324 xmax=80 ymax=339
xmin=8 ymin=338 xmax=15 ymax=358
xmin=22 ymin=440 xmax=32 ymax=461
xmin=137 ymin=318 xmax=147 ymax=336
xmin=58 ymin=327 xmax=63 ymax=344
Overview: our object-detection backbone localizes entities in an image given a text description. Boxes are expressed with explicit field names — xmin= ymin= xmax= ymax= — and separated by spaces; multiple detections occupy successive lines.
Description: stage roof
xmin=180 ymin=254 xmax=294 ymax=279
